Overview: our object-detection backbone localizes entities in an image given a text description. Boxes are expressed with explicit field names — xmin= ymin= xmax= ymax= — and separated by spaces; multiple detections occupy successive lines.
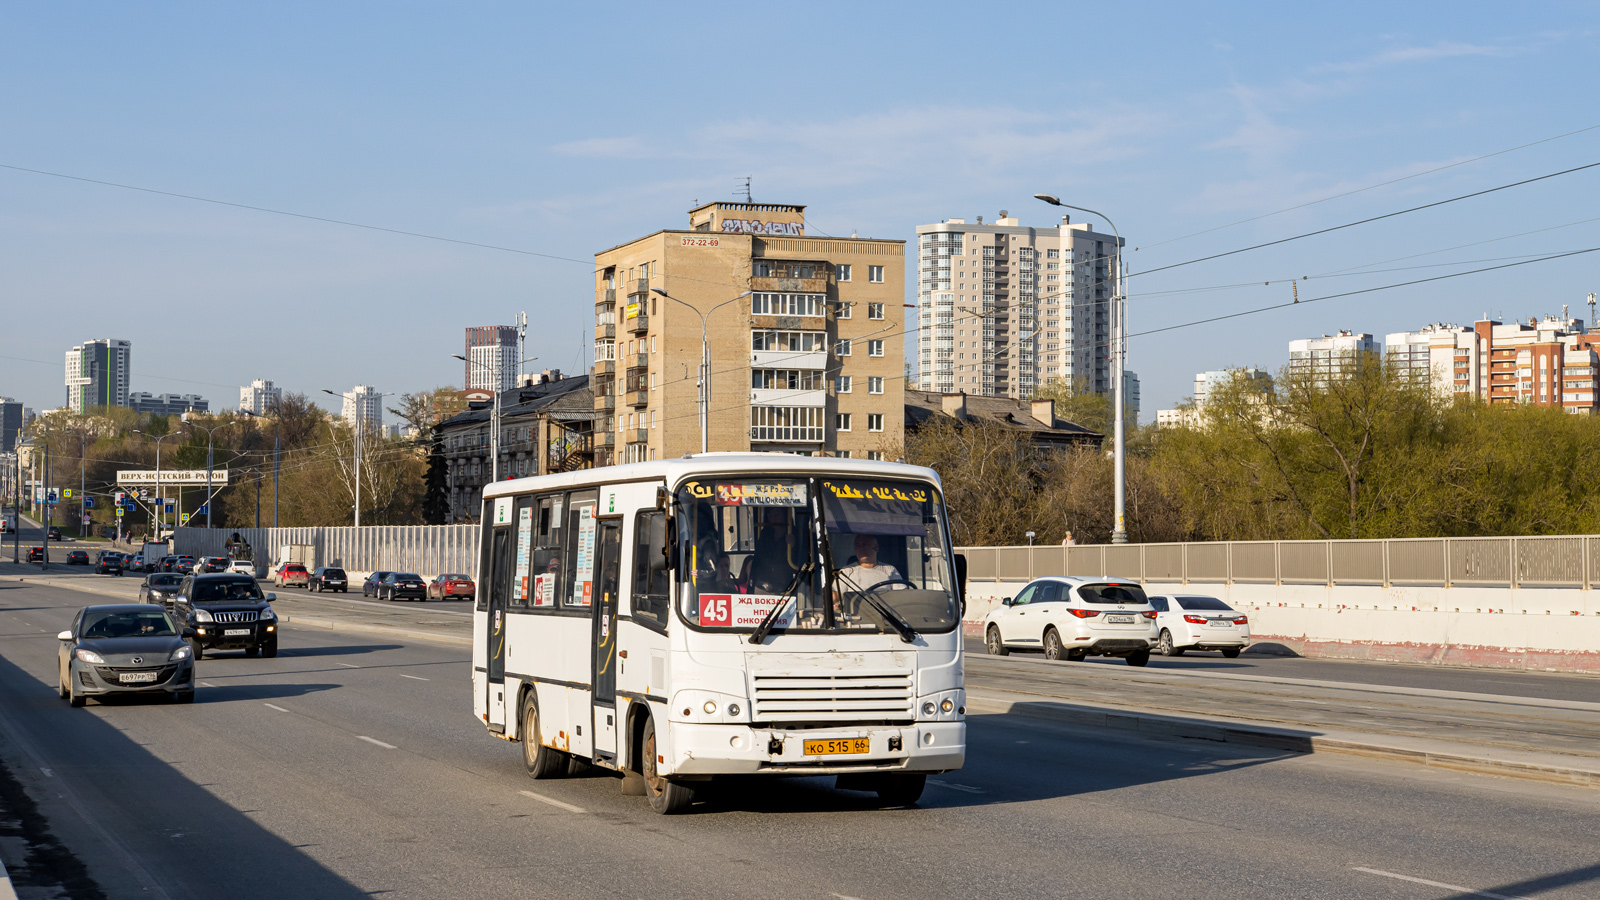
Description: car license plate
xmin=803 ymin=738 xmax=870 ymax=756
xmin=224 ymin=628 xmax=251 ymax=636
xmin=1105 ymin=615 xmax=1135 ymax=624
xmin=1209 ymin=620 xmax=1232 ymax=627
xmin=119 ymin=672 xmax=157 ymax=683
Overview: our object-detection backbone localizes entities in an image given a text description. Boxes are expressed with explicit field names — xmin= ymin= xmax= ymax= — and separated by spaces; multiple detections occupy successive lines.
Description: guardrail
xmin=957 ymin=536 xmax=1600 ymax=589
xmin=175 ymin=524 xmax=478 ymax=578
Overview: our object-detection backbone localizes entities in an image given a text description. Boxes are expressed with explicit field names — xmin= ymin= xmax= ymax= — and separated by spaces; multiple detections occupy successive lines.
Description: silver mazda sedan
xmin=58 ymin=605 xmax=196 ymax=705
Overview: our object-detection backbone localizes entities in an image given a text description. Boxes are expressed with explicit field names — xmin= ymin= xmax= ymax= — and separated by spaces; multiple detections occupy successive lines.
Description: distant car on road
xmin=160 ymin=555 xmax=182 ymax=573
xmin=982 ymin=576 xmax=1157 ymax=666
xmin=274 ymin=564 xmax=310 ymax=588
xmin=196 ymin=556 xmax=230 ymax=574
xmin=1150 ymin=595 xmax=1251 ymax=658
xmin=228 ymin=559 xmax=257 ymax=576
xmin=128 ymin=553 xmax=144 ymax=571
xmin=28 ymin=546 xmax=45 ymax=562
xmin=172 ymin=574 xmax=279 ymax=659
xmin=66 ymin=549 xmax=91 ymax=566
xmin=95 ymin=550 xmax=124 ymax=575
xmin=427 ymin=573 xmax=475 ymax=600
xmin=362 ymin=571 xmax=394 ymax=597
xmin=48 ymin=526 xmax=63 ymax=541
xmin=378 ymin=572 xmax=427 ymax=602
xmin=175 ymin=555 xmax=197 ymax=573
xmin=308 ymin=566 xmax=348 ymax=593
xmin=140 ymin=573 xmax=185 ymax=609
xmin=57 ymin=604 xmax=195 ymax=706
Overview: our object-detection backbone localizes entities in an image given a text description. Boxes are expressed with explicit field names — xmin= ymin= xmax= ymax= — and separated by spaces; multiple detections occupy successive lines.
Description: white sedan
xmin=1149 ymin=595 xmax=1251 ymax=657
xmin=982 ymin=576 xmax=1158 ymax=665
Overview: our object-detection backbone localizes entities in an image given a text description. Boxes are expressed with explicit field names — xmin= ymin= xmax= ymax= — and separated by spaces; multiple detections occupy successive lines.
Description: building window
xmin=836 ymin=301 xmax=852 ymax=319
xmin=868 ymin=376 xmax=883 ymax=394
xmin=753 ymin=330 xmax=829 ymax=352
xmin=752 ymin=293 xmax=825 ymax=317
xmin=837 ymin=264 xmax=851 ymax=282
xmin=836 ymin=413 xmax=852 ymax=431
xmin=866 ymin=450 xmax=883 ymax=461
xmin=752 ymin=369 xmax=824 ymax=390
xmin=751 ymin=405 xmax=823 ymax=442
xmin=868 ymin=340 xmax=884 ymax=357
xmin=836 ymin=339 xmax=852 ymax=357
xmin=836 ymin=375 xmax=852 ymax=393
xmin=868 ymin=265 xmax=884 ymax=283
xmin=867 ymin=414 xmax=884 ymax=432
xmin=868 ymin=302 xmax=884 ymax=320
xmin=837 ymin=450 xmax=852 ymax=459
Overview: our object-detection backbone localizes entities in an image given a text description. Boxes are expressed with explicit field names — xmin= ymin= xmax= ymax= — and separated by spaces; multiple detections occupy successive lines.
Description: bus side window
xmin=632 ymin=511 xmax=669 ymax=630
xmin=529 ymin=495 xmax=563 ymax=608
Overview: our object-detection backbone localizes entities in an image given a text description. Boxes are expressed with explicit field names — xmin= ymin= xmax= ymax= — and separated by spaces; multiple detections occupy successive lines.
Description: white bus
xmin=472 ymin=454 xmax=968 ymax=813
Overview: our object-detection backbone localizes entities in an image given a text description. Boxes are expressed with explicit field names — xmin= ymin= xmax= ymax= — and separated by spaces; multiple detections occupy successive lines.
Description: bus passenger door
xmin=485 ymin=526 xmax=511 ymax=732
xmin=591 ymin=520 xmax=622 ymax=762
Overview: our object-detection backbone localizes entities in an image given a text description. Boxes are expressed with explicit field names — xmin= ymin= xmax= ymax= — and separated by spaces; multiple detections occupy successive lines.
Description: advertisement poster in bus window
xmin=698 ymin=594 xmax=794 ymax=628
xmin=571 ymin=504 xmax=595 ymax=607
xmin=516 ymin=507 xmax=533 ymax=601
xmin=532 ymin=573 xmax=554 ymax=607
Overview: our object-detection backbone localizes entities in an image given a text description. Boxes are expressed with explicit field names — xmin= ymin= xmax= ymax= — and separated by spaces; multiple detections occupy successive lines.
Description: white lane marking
xmin=1354 ymin=867 xmax=1527 ymax=900
xmin=263 ymin=703 xmax=288 ymax=712
xmin=40 ymin=768 xmax=53 ymax=777
xmin=337 ymin=663 xmax=360 ymax=668
xmin=832 ymin=894 xmax=869 ymax=900
xmin=199 ymin=681 xmax=216 ymax=687
xmin=929 ymin=779 xmax=984 ymax=793
xmin=398 ymin=673 xmax=429 ymax=681
xmin=358 ymin=735 xmax=397 ymax=750
xmin=518 ymin=789 xmax=586 ymax=814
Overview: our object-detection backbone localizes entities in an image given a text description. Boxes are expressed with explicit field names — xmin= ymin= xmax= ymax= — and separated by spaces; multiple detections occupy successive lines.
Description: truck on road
xmin=274 ymin=543 xmax=315 ymax=576
xmin=141 ymin=541 xmax=171 ymax=572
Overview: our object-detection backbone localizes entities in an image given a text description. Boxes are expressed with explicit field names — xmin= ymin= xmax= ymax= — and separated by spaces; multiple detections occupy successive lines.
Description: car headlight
xmin=258 ymin=607 xmax=276 ymax=620
xmin=193 ymin=609 xmax=213 ymax=622
xmin=75 ymin=648 xmax=105 ymax=664
xmin=169 ymin=645 xmax=192 ymax=661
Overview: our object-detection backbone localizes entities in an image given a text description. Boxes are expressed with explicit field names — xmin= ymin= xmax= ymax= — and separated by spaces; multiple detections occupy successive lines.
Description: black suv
xmin=309 ymin=566 xmax=348 ymax=593
xmin=172 ymin=574 xmax=280 ymax=659
xmin=95 ymin=551 xmax=123 ymax=575
xmin=47 ymin=526 xmax=62 ymax=541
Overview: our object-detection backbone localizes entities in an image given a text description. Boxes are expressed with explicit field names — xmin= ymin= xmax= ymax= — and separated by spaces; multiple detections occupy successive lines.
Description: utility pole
xmin=273 ymin=433 xmax=280 ymax=528
xmin=79 ymin=429 xmax=85 ymax=539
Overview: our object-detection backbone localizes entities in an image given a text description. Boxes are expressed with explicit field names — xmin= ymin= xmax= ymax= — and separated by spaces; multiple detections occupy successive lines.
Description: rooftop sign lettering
xmin=721 ymin=219 xmax=804 ymax=236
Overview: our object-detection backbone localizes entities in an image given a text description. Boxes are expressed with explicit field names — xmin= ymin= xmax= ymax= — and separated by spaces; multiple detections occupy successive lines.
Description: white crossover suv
xmin=1149 ymin=595 xmax=1250 ymax=657
xmin=982 ymin=576 xmax=1158 ymax=666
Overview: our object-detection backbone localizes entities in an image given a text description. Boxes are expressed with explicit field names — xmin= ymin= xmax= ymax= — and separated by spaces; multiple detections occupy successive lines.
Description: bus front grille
xmin=751 ymin=671 xmax=914 ymax=724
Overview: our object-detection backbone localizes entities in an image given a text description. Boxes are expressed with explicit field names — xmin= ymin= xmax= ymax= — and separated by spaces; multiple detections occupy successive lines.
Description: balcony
xmin=604 ymin=288 xmax=616 ymax=304
xmin=634 ymin=353 xmax=649 ymax=369
xmin=752 ymin=275 xmax=828 ymax=294
xmin=594 ymin=359 xmax=614 ymax=375
xmin=633 ymin=429 xmax=649 ymax=444
xmin=596 ymin=431 xmax=615 ymax=448
xmin=627 ymin=315 xmax=649 ymax=335
xmin=595 ymin=394 xmax=615 ymax=413
xmin=627 ymin=279 xmax=649 ymax=298
xmin=629 ymin=390 xmax=649 ymax=407
xmin=597 ymin=323 xmax=615 ymax=339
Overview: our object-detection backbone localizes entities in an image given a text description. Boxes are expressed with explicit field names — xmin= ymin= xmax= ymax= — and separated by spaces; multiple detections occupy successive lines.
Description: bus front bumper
xmin=668 ymin=721 xmax=966 ymax=776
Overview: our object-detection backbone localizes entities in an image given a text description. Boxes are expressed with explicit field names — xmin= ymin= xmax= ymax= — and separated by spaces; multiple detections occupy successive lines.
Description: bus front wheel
xmin=875 ymin=773 xmax=926 ymax=806
xmin=521 ymin=692 xmax=565 ymax=779
xmin=642 ymin=718 xmax=696 ymax=814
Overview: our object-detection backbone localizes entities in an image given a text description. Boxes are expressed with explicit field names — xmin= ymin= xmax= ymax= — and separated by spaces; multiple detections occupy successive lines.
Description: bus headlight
xmin=922 ymin=700 xmax=937 ymax=717
xmin=940 ymin=698 xmax=954 ymax=713
xmin=727 ymin=703 xmax=740 ymax=717
xmin=703 ymin=700 xmax=718 ymax=715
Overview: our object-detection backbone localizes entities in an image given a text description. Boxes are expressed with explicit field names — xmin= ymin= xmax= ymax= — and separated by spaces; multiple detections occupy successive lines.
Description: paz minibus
xmin=472 ymin=454 xmax=967 ymax=813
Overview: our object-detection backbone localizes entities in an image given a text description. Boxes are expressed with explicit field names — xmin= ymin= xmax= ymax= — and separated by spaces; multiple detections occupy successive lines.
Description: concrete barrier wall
xmin=174 ymin=525 xmax=479 ymax=580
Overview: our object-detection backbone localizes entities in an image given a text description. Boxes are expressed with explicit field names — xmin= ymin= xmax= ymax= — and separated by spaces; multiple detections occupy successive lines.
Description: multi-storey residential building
xmin=1 ymin=398 xmax=21 ymax=452
xmin=1155 ymin=368 xmax=1270 ymax=428
xmin=128 ymin=393 xmax=209 ymax=416
xmin=589 ymin=201 xmax=904 ymax=464
xmin=435 ymin=375 xmax=593 ymax=522
xmin=239 ymin=379 xmax=282 ymax=414
xmin=1472 ymin=315 xmax=1598 ymax=412
xmin=1122 ymin=370 xmax=1141 ymax=425
xmin=915 ymin=212 xmax=1122 ymax=400
xmin=342 ymin=385 xmax=384 ymax=432
xmin=1383 ymin=324 xmax=1478 ymax=397
xmin=465 ymin=326 xmax=520 ymax=393
xmin=64 ymin=339 xmax=131 ymax=412
xmin=1287 ymin=331 xmax=1379 ymax=384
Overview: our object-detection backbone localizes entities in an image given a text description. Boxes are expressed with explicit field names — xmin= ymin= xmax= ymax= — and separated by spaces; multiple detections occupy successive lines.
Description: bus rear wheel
xmin=521 ymin=692 xmax=565 ymax=779
xmin=642 ymin=718 xmax=696 ymax=814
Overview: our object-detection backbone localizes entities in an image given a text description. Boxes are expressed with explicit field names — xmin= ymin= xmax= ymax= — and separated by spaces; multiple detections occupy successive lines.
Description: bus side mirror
xmin=954 ymin=552 xmax=968 ymax=616
xmin=651 ymin=515 xmax=672 ymax=572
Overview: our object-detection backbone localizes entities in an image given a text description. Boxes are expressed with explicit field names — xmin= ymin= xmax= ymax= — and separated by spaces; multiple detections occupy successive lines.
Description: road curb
xmin=279 ymin=614 xmax=470 ymax=648
xmin=0 ymin=573 xmax=136 ymax=603
xmin=966 ymin=694 xmax=1600 ymax=788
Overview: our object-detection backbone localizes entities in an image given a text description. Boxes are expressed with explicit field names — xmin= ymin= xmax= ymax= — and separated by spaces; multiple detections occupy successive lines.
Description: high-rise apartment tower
xmin=64 ymin=339 xmax=131 ymax=412
xmin=465 ymin=326 xmax=520 ymax=393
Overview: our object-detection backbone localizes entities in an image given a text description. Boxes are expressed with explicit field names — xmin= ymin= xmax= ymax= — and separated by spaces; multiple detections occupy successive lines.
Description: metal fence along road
xmin=959 ymin=536 xmax=1600 ymax=589
xmin=174 ymin=525 xmax=479 ymax=578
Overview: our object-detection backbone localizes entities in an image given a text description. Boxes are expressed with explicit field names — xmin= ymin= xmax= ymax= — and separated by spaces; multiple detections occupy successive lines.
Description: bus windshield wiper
xmin=832 ymin=566 xmax=918 ymax=644
xmin=748 ymin=562 xmax=813 ymax=645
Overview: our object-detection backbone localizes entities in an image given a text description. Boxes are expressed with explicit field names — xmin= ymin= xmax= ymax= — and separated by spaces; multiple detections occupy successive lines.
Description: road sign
xmin=164 ymin=501 xmax=175 ymax=513
xmin=117 ymin=470 xmax=229 ymax=486
xmin=196 ymin=504 xmax=208 ymax=515
xmin=115 ymin=509 xmax=124 ymax=517
xmin=63 ymin=489 xmax=73 ymax=498
xmin=180 ymin=513 xmax=190 ymax=524
xmin=83 ymin=514 xmax=91 ymax=524
xmin=82 ymin=496 xmax=94 ymax=509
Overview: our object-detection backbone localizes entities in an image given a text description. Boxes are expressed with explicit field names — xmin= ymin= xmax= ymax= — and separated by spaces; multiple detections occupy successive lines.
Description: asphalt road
xmin=2 ymin=580 xmax=1599 ymax=900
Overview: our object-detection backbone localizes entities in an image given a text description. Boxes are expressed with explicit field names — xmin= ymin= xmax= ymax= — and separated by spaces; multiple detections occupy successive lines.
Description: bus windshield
xmin=676 ymin=476 xmax=959 ymax=635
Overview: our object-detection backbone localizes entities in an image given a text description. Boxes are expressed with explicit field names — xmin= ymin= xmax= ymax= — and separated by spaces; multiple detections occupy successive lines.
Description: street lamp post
xmin=649 ymin=288 xmax=752 ymax=453
xmin=322 ymin=389 xmax=395 ymax=528
xmin=1034 ymin=193 xmax=1128 ymax=545
xmin=134 ymin=430 xmax=178 ymax=538
xmin=186 ymin=421 xmax=226 ymax=529
xmin=239 ymin=409 xmax=278 ymax=528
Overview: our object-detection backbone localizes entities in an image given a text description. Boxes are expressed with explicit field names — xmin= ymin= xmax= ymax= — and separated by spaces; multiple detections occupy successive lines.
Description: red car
xmin=275 ymin=563 xmax=310 ymax=588
xmin=428 ymin=573 xmax=475 ymax=600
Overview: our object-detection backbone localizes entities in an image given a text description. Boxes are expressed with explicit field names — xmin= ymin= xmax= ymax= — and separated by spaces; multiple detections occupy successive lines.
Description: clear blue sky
xmin=3 ymin=2 xmax=1598 ymax=420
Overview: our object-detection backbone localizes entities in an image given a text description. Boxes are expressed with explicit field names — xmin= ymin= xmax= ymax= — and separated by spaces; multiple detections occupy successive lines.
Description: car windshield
xmin=676 ymin=476 xmax=959 ymax=635
xmin=192 ymin=579 xmax=265 ymax=602
xmin=84 ymin=610 xmax=178 ymax=638
xmin=1176 ymin=596 xmax=1233 ymax=612
xmin=149 ymin=574 xmax=181 ymax=587
xmin=1077 ymin=582 xmax=1150 ymax=605
xmin=440 ymin=574 xmax=467 ymax=580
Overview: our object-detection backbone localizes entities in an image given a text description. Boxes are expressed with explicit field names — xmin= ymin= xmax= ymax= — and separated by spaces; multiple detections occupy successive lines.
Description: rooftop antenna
xmin=1589 ymin=292 xmax=1596 ymax=330
xmin=735 ymin=177 xmax=752 ymax=202
xmin=517 ymin=310 xmax=528 ymax=386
